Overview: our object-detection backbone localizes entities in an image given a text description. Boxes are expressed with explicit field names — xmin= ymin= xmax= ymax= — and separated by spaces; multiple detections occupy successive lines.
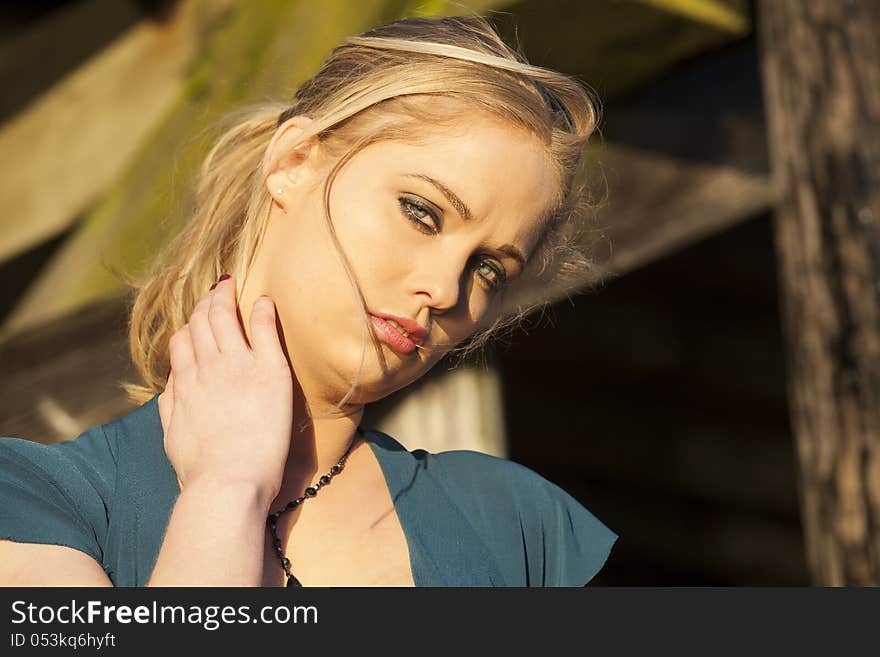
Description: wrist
xmin=185 ymin=471 xmax=275 ymax=513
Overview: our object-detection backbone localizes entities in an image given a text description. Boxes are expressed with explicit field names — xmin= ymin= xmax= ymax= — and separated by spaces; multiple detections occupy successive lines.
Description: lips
xmin=370 ymin=315 xmax=423 ymax=355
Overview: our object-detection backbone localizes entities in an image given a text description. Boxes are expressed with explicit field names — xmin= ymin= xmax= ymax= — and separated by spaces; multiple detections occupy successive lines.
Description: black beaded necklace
xmin=266 ymin=425 xmax=365 ymax=587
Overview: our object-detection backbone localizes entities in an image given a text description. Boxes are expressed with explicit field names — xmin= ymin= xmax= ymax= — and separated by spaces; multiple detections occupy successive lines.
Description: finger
xmin=249 ymin=295 xmax=284 ymax=361
xmin=168 ymin=323 xmax=196 ymax=376
xmin=208 ymin=275 xmax=248 ymax=354
xmin=188 ymin=290 xmax=220 ymax=364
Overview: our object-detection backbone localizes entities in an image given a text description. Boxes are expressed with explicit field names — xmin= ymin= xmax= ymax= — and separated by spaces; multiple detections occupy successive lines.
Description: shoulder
xmin=422 ymin=447 xmax=587 ymax=512
xmin=422 ymin=446 xmax=551 ymax=491
xmin=0 ymin=423 xmax=118 ymax=567
xmin=0 ymin=423 xmax=117 ymax=501
xmin=423 ymin=448 xmax=618 ymax=586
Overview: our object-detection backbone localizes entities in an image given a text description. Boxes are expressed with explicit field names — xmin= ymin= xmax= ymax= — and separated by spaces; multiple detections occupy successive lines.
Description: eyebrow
xmin=402 ymin=173 xmax=528 ymax=272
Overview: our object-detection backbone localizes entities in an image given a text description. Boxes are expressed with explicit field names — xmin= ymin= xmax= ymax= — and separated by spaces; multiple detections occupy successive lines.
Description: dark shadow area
xmin=488 ymin=0 xmax=735 ymax=100
xmin=0 ymin=223 xmax=75 ymax=329
xmin=602 ymin=36 xmax=769 ymax=174
xmin=498 ymin=214 xmax=809 ymax=585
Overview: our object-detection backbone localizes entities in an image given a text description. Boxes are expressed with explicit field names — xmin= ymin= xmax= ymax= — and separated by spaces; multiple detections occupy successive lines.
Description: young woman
xmin=0 ymin=15 xmax=616 ymax=587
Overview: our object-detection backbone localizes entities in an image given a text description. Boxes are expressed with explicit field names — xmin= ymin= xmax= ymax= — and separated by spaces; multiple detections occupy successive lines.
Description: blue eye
xmin=397 ymin=196 xmax=508 ymax=292
xmin=398 ymin=197 xmax=437 ymax=233
xmin=476 ymin=260 xmax=506 ymax=290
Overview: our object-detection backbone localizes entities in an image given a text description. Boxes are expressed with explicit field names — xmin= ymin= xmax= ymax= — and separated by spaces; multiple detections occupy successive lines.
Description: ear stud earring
xmin=275 ymin=188 xmax=284 ymax=196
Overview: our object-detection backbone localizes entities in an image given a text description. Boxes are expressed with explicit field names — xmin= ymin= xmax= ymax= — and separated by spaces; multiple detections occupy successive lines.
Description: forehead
xmin=355 ymin=115 xmax=559 ymax=249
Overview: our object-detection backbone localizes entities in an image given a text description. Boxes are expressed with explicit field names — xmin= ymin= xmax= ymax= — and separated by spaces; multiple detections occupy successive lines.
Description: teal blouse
xmin=0 ymin=394 xmax=616 ymax=586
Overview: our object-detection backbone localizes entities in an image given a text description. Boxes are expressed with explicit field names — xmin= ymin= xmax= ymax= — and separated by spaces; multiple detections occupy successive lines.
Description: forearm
xmin=147 ymin=475 xmax=270 ymax=586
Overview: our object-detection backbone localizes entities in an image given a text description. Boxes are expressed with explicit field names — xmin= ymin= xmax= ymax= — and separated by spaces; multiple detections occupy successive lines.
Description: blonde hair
xmin=122 ymin=15 xmax=603 ymax=415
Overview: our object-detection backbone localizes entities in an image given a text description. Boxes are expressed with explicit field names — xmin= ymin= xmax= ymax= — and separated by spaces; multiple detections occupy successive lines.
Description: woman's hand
xmin=158 ymin=275 xmax=293 ymax=507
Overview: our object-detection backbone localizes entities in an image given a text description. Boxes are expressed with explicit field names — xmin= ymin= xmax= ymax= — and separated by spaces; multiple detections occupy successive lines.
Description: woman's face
xmin=243 ymin=111 xmax=558 ymax=405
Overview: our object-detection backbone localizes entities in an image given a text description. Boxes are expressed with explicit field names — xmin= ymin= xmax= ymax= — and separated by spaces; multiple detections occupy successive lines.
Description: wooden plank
xmin=637 ymin=0 xmax=749 ymax=33
xmin=0 ymin=0 xmax=143 ymax=122
xmin=0 ymin=296 xmax=135 ymax=443
xmin=759 ymin=0 xmax=880 ymax=585
xmin=0 ymin=0 xmax=235 ymax=265
xmin=595 ymin=142 xmax=774 ymax=277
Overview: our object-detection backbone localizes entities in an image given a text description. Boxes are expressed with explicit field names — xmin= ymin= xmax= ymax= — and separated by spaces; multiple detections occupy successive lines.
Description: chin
xmin=354 ymin=341 xmax=448 ymax=403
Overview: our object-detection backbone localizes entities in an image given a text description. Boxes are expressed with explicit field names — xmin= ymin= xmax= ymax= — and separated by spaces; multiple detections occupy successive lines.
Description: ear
xmin=263 ymin=115 xmax=320 ymax=200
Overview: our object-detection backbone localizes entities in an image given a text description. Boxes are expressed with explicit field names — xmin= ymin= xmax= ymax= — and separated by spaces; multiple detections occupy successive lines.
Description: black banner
xmin=1 ymin=588 xmax=876 ymax=652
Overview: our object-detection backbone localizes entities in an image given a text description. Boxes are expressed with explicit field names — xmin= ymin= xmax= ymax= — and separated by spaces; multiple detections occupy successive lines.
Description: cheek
xmin=329 ymin=200 xmax=415 ymax=305
xmin=327 ymin=187 xmax=387 ymax=257
xmin=258 ymin=204 xmax=358 ymax=340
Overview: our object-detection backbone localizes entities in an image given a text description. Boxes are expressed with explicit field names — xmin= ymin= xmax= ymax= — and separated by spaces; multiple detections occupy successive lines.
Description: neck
xmin=268 ymin=375 xmax=365 ymax=511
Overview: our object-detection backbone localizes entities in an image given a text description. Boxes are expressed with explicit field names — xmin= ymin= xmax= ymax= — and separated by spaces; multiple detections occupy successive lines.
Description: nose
xmin=412 ymin=251 xmax=469 ymax=315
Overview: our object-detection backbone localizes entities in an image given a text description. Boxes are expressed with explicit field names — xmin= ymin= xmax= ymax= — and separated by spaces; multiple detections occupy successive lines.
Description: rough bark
xmin=758 ymin=0 xmax=880 ymax=584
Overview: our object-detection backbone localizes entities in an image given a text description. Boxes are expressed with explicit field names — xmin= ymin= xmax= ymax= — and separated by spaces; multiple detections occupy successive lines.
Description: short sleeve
xmin=0 ymin=426 xmax=116 ymax=571
xmin=426 ymin=449 xmax=617 ymax=586
xmin=531 ymin=475 xmax=618 ymax=586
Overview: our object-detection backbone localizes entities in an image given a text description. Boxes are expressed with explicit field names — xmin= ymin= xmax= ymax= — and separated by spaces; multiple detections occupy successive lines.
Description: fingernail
xmin=218 ymin=274 xmax=231 ymax=282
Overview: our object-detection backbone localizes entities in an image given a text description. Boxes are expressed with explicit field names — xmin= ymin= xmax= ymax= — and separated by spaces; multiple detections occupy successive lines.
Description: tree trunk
xmin=758 ymin=0 xmax=880 ymax=584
